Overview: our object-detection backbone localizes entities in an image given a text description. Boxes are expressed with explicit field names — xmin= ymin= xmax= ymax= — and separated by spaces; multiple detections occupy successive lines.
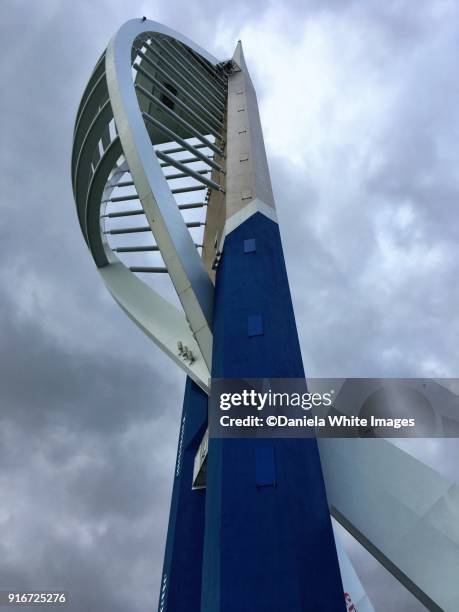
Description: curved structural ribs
xmin=71 ymin=19 xmax=229 ymax=392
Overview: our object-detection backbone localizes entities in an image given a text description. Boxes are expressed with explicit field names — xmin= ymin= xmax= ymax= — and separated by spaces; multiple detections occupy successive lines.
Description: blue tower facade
xmin=159 ymin=378 xmax=207 ymax=612
xmin=201 ymin=212 xmax=346 ymax=611
xmin=161 ymin=42 xmax=346 ymax=612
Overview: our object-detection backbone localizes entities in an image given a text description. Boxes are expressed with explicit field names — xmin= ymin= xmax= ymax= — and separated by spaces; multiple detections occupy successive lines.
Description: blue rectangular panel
xmin=244 ymin=238 xmax=256 ymax=253
xmin=256 ymin=446 xmax=276 ymax=487
xmin=247 ymin=314 xmax=263 ymax=337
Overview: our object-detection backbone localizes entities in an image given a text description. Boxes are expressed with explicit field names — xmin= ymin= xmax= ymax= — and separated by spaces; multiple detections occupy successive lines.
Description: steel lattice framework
xmin=71 ymin=19 xmax=229 ymax=391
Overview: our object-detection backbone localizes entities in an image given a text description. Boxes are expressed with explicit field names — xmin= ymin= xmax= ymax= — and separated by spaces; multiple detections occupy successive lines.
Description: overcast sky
xmin=1 ymin=1 xmax=459 ymax=610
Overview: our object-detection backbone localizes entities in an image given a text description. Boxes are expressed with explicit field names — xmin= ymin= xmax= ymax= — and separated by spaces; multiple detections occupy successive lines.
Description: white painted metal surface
xmin=72 ymin=19 xmax=227 ymax=389
xmin=222 ymin=42 xmax=278 ymax=238
xmin=105 ymin=20 xmax=217 ymax=371
xmin=319 ymin=437 xmax=459 ymax=611
xmin=333 ymin=525 xmax=375 ymax=612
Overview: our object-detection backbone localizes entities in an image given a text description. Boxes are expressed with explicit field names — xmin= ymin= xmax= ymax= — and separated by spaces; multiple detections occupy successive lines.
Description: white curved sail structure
xmin=72 ymin=19 xmax=229 ymax=391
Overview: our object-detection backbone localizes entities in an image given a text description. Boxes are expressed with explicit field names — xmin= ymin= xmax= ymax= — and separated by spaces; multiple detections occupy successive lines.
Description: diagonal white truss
xmin=320 ymin=437 xmax=459 ymax=611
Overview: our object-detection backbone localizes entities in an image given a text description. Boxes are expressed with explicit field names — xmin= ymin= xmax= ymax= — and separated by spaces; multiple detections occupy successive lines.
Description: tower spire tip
xmin=232 ymin=39 xmax=245 ymax=69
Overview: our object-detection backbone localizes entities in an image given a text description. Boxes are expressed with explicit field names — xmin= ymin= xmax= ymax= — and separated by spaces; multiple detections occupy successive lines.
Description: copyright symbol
xmin=266 ymin=416 xmax=277 ymax=426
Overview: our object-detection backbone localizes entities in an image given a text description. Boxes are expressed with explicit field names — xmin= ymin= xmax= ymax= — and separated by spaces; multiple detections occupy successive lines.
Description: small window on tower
xmin=161 ymin=82 xmax=177 ymax=110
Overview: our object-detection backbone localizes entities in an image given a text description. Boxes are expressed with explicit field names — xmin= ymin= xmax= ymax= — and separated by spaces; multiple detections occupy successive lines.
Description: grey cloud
xmin=1 ymin=0 xmax=459 ymax=610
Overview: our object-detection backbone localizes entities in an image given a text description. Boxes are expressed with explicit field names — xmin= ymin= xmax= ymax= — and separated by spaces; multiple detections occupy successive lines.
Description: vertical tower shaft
xmin=159 ymin=378 xmax=207 ymax=612
xmin=200 ymin=44 xmax=346 ymax=611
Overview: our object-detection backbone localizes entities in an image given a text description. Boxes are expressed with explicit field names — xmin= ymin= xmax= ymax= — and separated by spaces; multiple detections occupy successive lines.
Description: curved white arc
xmin=111 ymin=19 xmax=220 ymax=66
xmin=99 ymin=163 xmax=209 ymax=391
xmin=105 ymin=19 xmax=219 ymax=371
xmin=99 ymin=257 xmax=210 ymax=393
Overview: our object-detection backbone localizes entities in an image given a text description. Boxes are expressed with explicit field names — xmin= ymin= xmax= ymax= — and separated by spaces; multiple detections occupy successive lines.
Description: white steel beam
xmin=105 ymin=19 xmax=220 ymax=371
xmin=319 ymin=437 xmax=459 ymax=611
